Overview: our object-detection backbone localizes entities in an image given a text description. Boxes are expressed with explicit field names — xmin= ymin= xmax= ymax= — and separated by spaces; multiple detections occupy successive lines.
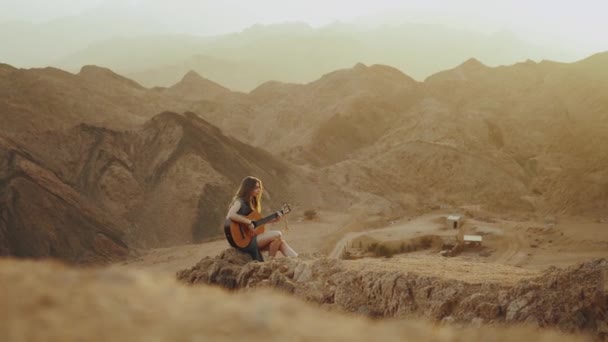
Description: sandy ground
xmin=118 ymin=210 xmax=352 ymax=274
xmin=118 ymin=209 xmax=608 ymax=282
xmin=342 ymin=255 xmax=540 ymax=285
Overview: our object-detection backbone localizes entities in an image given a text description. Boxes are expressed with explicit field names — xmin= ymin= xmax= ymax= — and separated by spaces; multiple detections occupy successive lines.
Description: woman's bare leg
xmin=279 ymin=240 xmax=298 ymax=257
xmin=257 ymin=231 xmax=282 ymax=250
xmin=268 ymin=239 xmax=282 ymax=257
xmin=256 ymin=231 xmax=298 ymax=257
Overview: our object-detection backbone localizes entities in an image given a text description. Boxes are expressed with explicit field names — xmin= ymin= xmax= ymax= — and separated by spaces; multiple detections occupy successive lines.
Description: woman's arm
xmin=226 ymin=200 xmax=255 ymax=227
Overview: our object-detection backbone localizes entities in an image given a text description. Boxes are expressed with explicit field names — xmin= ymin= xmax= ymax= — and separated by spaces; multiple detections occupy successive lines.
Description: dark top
xmin=235 ymin=197 xmax=263 ymax=262
xmin=237 ymin=198 xmax=253 ymax=216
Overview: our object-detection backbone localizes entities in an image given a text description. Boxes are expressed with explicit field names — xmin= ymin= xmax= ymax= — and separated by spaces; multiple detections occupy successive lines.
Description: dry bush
xmin=374 ymin=244 xmax=395 ymax=258
xmin=366 ymin=243 xmax=395 ymax=258
xmin=365 ymin=236 xmax=441 ymax=259
xmin=373 ymin=244 xmax=395 ymax=258
xmin=418 ymin=236 xmax=434 ymax=249
xmin=342 ymin=250 xmax=357 ymax=260
xmin=303 ymin=209 xmax=318 ymax=220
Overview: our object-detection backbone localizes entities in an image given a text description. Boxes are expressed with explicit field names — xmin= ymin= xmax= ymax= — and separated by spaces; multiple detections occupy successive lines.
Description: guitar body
xmin=224 ymin=203 xmax=291 ymax=249
xmin=224 ymin=211 xmax=266 ymax=248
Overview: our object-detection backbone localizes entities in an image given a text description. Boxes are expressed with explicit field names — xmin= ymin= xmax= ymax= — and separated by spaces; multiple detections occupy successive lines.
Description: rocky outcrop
xmin=178 ymin=251 xmax=608 ymax=339
xmin=0 ymin=258 xmax=584 ymax=342
xmin=0 ymin=136 xmax=128 ymax=263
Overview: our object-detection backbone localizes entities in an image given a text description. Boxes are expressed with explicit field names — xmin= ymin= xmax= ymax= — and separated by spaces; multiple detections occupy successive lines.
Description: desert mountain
xmin=2 ymin=52 xmax=607 ymax=261
xmin=0 ymin=64 xmax=233 ymax=137
xmin=190 ymin=63 xmax=420 ymax=165
xmin=125 ymin=54 xmax=271 ymax=92
xmin=419 ymin=52 xmax=608 ymax=214
xmin=190 ymin=54 xmax=608 ymax=215
xmin=48 ymin=22 xmax=562 ymax=91
xmin=0 ymin=135 xmax=128 ymax=263
xmin=0 ymin=64 xmax=174 ymax=135
xmin=8 ymin=111 xmax=308 ymax=251
xmin=162 ymin=70 xmax=231 ymax=102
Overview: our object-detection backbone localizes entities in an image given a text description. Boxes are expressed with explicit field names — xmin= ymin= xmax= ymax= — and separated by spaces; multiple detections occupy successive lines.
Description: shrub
xmin=303 ymin=209 xmax=317 ymax=220
xmin=420 ymin=236 xmax=433 ymax=249
xmin=342 ymin=250 xmax=356 ymax=260
xmin=374 ymin=244 xmax=394 ymax=258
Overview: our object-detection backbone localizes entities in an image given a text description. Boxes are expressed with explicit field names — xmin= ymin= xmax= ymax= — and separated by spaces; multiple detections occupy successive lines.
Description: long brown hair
xmin=232 ymin=176 xmax=263 ymax=212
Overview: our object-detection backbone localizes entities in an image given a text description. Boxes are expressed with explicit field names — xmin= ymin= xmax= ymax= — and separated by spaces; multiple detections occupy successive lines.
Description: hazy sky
xmin=1 ymin=0 xmax=607 ymax=57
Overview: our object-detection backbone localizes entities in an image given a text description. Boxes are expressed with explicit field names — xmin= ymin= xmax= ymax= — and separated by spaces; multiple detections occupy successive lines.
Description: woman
xmin=226 ymin=176 xmax=298 ymax=261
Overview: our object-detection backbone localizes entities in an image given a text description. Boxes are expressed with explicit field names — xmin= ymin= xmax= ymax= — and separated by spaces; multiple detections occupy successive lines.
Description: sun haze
xmin=1 ymin=0 xmax=607 ymax=59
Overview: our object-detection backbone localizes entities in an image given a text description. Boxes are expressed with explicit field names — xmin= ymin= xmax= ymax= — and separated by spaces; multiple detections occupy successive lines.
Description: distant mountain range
xmin=1 ymin=17 xmax=574 ymax=91
xmin=0 ymin=10 xmax=164 ymax=67
xmin=61 ymin=22 xmax=567 ymax=91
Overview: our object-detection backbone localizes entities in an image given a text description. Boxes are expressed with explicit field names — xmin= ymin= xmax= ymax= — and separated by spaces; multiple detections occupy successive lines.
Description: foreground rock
xmin=177 ymin=249 xmax=608 ymax=339
xmin=0 ymin=258 xmax=587 ymax=341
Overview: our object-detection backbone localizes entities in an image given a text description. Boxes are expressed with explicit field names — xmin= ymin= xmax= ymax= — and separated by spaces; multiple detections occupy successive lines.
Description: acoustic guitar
xmin=224 ymin=204 xmax=292 ymax=248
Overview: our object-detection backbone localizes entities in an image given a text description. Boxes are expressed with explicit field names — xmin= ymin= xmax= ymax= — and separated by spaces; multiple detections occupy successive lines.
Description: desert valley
xmin=1 ymin=5 xmax=608 ymax=340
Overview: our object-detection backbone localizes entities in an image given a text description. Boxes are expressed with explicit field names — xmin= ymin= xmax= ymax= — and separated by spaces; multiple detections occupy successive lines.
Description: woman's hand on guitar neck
xmin=269 ymin=212 xmax=282 ymax=224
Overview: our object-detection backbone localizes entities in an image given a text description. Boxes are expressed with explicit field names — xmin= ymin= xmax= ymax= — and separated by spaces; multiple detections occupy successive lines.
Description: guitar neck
xmin=255 ymin=211 xmax=282 ymax=227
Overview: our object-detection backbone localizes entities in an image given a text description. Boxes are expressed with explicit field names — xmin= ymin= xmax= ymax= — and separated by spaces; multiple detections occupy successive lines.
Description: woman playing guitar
xmin=225 ymin=176 xmax=298 ymax=261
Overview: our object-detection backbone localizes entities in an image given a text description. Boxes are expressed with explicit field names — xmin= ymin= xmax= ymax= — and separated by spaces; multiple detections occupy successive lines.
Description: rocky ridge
xmin=0 ymin=135 xmax=128 ymax=262
xmin=178 ymin=249 xmax=608 ymax=339
xmin=0 ymin=258 xmax=586 ymax=342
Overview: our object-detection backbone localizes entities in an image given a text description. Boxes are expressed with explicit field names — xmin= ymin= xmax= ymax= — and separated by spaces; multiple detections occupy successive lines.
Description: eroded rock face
xmin=0 ymin=108 xmax=313 ymax=262
xmin=178 ymin=251 xmax=608 ymax=339
xmin=0 ymin=141 xmax=128 ymax=263
xmin=11 ymin=112 xmax=297 ymax=249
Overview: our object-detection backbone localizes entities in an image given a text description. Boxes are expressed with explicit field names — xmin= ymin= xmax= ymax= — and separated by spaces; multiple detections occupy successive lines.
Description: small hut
xmin=446 ymin=215 xmax=462 ymax=230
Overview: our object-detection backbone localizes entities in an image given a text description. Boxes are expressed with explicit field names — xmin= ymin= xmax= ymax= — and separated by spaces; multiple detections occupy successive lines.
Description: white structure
xmin=463 ymin=235 xmax=482 ymax=242
xmin=446 ymin=215 xmax=462 ymax=230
